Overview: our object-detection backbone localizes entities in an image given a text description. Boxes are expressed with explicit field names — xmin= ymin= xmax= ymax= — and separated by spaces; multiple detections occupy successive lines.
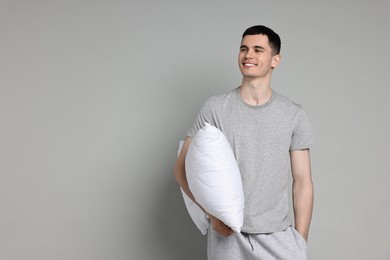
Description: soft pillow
xmin=177 ymin=141 xmax=209 ymax=235
xmin=185 ymin=123 xmax=244 ymax=233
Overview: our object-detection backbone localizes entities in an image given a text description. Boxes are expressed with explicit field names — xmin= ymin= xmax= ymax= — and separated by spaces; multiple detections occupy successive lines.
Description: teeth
xmin=244 ymin=63 xmax=255 ymax=67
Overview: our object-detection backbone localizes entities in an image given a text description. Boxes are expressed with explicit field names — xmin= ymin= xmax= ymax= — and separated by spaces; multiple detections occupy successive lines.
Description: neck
xmin=239 ymin=77 xmax=273 ymax=106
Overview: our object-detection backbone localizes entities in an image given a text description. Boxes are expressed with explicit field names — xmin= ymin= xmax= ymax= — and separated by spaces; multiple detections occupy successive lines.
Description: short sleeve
xmin=186 ymin=98 xmax=214 ymax=138
xmin=289 ymin=106 xmax=314 ymax=151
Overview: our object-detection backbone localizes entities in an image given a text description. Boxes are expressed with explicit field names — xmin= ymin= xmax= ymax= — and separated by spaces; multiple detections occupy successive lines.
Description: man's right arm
xmin=173 ymin=136 xmax=233 ymax=236
xmin=174 ymin=137 xmax=197 ymax=202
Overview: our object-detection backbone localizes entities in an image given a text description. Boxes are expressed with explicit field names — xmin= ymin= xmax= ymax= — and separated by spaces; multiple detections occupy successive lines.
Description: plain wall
xmin=1 ymin=0 xmax=389 ymax=259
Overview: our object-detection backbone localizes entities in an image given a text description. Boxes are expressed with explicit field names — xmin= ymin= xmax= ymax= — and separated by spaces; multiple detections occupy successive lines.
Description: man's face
xmin=238 ymin=34 xmax=280 ymax=79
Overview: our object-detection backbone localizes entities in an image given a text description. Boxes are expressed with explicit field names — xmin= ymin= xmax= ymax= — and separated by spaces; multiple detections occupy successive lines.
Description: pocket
xmin=291 ymin=227 xmax=307 ymax=250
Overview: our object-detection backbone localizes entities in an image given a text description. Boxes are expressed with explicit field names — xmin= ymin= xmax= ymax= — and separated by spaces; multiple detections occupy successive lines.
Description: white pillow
xmin=177 ymin=141 xmax=209 ymax=235
xmin=185 ymin=123 xmax=244 ymax=233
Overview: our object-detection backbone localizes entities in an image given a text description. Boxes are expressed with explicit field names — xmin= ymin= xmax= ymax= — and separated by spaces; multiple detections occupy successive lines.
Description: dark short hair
xmin=242 ymin=25 xmax=281 ymax=55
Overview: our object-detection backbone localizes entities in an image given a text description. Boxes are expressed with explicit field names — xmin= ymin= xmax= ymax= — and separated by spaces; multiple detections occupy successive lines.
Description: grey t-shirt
xmin=187 ymin=87 xmax=314 ymax=233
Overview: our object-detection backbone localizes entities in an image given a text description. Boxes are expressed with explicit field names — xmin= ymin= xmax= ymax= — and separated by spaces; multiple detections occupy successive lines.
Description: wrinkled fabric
xmin=185 ymin=123 xmax=244 ymax=233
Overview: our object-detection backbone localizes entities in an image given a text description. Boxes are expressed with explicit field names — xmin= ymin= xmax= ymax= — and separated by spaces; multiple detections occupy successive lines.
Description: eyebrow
xmin=240 ymin=45 xmax=266 ymax=50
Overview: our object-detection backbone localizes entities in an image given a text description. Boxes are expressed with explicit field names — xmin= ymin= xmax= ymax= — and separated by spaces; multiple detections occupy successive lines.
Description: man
xmin=174 ymin=25 xmax=314 ymax=260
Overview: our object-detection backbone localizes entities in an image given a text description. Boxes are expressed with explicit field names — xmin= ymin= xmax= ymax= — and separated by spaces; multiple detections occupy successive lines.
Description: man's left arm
xmin=290 ymin=148 xmax=313 ymax=242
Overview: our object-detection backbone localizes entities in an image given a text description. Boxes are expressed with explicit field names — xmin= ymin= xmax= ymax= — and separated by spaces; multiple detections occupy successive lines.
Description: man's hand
xmin=208 ymin=214 xmax=234 ymax=236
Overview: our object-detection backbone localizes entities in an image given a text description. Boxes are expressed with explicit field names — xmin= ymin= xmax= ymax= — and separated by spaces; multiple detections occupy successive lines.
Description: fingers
xmin=218 ymin=226 xmax=234 ymax=236
xmin=216 ymin=225 xmax=234 ymax=236
xmin=209 ymin=215 xmax=234 ymax=236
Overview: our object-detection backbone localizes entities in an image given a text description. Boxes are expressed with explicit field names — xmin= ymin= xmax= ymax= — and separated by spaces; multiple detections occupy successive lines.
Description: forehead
xmin=241 ymin=34 xmax=271 ymax=49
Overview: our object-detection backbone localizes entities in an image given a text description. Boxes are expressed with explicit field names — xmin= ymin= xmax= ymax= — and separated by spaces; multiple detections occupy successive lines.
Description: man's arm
xmin=173 ymin=137 xmax=233 ymax=236
xmin=174 ymin=137 xmax=196 ymax=202
xmin=290 ymin=148 xmax=314 ymax=241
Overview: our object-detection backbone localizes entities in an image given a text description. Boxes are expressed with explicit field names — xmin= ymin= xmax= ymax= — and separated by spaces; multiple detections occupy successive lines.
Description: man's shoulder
xmin=204 ymin=87 xmax=238 ymax=106
xmin=273 ymin=90 xmax=303 ymax=111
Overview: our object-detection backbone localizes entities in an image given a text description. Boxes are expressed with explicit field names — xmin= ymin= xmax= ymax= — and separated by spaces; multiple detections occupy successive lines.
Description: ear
xmin=271 ymin=54 xmax=281 ymax=69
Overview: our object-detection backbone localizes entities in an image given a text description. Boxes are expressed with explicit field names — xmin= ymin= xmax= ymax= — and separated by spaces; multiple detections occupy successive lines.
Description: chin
xmin=242 ymin=73 xmax=258 ymax=79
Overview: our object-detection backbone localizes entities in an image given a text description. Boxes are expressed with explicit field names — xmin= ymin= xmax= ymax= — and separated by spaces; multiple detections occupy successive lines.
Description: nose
xmin=244 ymin=49 xmax=253 ymax=59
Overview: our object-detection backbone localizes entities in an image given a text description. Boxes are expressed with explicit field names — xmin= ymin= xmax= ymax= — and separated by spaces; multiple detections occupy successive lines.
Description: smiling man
xmin=174 ymin=25 xmax=314 ymax=260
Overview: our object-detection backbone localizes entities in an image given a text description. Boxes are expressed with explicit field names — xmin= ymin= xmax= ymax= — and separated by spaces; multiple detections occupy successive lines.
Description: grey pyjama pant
xmin=207 ymin=226 xmax=308 ymax=260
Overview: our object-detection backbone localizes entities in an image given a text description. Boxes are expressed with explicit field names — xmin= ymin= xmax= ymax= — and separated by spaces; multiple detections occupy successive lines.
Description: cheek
xmin=238 ymin=55 xmax=243 ymax=65
xmin=238 ymin=51 xmax=247 ymax=59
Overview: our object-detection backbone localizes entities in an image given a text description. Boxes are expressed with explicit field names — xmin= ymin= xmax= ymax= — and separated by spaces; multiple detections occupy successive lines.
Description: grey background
xmin=1 ymin=0 xmax=389 ymax=259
